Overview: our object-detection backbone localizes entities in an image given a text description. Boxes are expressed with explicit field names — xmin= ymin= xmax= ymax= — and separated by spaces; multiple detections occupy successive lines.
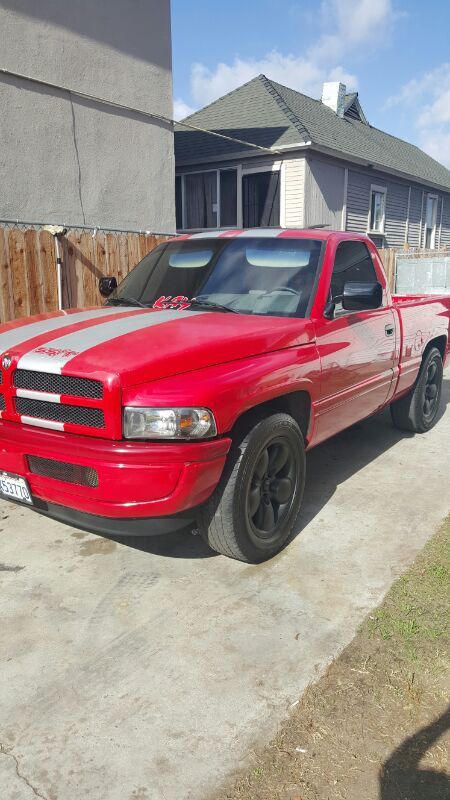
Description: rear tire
xmin=198 ymin=413 xmax=305 ymax=563
xmin=390 ymin=347 xmax=443 ymax=433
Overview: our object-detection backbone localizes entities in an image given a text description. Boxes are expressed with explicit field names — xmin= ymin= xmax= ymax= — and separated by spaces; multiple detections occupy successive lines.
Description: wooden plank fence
xmin=378 ymin=248 xmax=396 ymax=292
xmin=0 ymin=227 xmax=170 ymax=323
xmin=1 ymin=228 xmax=446 ymax=323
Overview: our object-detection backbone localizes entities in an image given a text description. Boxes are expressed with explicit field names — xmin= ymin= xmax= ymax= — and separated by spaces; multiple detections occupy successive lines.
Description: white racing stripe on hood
xmin=0 ymin=307 xmax=133 ymax=355
xmin=18 ymin=309 xmax=204 ymax=374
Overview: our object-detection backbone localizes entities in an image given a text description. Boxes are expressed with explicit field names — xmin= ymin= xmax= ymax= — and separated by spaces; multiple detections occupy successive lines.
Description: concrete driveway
xmin=1 ymin=371 xmax=449 ymax=800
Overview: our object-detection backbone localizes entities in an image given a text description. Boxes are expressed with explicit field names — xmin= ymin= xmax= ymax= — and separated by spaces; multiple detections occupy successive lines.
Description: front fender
xmin=122 ymin=345 xmax=321 ymax=435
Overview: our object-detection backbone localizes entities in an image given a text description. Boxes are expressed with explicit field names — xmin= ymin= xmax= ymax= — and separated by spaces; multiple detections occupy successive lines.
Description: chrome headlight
xmin=123 ymin=407 xmax=217 ymax=440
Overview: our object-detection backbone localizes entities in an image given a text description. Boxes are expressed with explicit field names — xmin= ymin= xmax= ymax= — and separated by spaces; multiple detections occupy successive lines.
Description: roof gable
xmin=344 ymin=93 xmax=368 ymax=124
xmin=175 ymin=75 xmax=450 ymax=191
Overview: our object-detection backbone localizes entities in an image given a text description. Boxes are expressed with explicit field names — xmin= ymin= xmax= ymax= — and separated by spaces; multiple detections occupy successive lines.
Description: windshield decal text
xmin=153 ymin=295 xmax=191 ymax=311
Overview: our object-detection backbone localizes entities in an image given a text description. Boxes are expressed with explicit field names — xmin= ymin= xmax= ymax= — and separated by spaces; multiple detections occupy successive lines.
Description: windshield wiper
xmin=189 ymin=298 xmax=241 ymax=314
xmin=107 ymin=296 xmax=148 ymax=308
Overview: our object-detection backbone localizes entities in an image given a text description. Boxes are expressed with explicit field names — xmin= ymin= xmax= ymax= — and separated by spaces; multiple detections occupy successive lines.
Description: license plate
xmin=0 ymin=472 xmax=33 ymax=505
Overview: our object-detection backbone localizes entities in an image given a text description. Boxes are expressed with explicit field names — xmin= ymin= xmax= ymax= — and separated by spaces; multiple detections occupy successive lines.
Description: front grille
xmin=27 ymin=455 xmax=99 ymax=488
xmin=16 ymin=398 xmax=105 ymax=428
xmin=0 ymin=395 xmax=5 ymax=411
xmin=14 ymin=370 xmax=103 ymax=399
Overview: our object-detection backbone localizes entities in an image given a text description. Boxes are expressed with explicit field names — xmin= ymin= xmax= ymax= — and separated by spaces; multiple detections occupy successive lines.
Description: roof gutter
xmin=307 ymin=143 xmax=450 ymax=195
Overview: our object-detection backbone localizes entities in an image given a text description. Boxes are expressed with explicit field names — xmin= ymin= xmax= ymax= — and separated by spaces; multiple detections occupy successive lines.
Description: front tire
xmin=198 ymin=413 xmax=306 ymax=563
xmin=390 ymin=347 xmax=443 ymax=433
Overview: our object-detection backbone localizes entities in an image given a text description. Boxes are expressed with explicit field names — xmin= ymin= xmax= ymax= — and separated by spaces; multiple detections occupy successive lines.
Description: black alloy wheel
xmin=198 ymin=413 xmax=306 ymax=562
xmin=247 ymin=437 xmax=298 ymax=541
xmin=422 ymin=358 xmax=440 ymax=423
xmin=390 ymin=346 xmax=443 ymax=433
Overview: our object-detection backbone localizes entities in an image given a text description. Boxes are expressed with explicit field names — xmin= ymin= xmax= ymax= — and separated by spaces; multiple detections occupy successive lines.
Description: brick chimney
xmin=321 ymin=82 xmax=346 ymax=117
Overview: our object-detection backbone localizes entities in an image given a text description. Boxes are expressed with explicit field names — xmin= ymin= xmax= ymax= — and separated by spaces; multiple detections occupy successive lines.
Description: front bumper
xmin=0 ymin=419 xmax=231 ymax=522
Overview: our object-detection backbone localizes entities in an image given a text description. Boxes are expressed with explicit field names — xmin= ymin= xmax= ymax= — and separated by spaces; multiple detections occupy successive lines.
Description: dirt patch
xmin=212 ymin=518 xmax=450 ymax=800
xmin=78 ymin=538 xmax=117 ymax=556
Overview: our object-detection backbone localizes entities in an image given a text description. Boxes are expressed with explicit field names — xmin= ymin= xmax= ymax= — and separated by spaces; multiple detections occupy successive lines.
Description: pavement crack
xmin=0 ymin=743 xmax=49 ymax=800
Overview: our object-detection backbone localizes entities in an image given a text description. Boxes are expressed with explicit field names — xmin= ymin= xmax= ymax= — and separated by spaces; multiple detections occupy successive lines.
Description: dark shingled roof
xmin=175 ymin=75 xmax=450 ymax=191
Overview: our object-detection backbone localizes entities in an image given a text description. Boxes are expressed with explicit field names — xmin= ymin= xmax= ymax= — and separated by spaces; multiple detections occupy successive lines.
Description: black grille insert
xmin=0 ymin=395 xmax=5 ymax=411
xmin=16 ymin=398 xmax=104 ymax=428
xmin=27 ymin=455 xmax=99 ymax=488
xmin=14 ymin=370 xmax=103 ymax=399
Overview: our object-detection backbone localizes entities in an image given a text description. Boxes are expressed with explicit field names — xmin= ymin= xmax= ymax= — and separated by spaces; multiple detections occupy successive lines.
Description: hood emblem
xmin=2 ymin=354 xmax=12 ymax=370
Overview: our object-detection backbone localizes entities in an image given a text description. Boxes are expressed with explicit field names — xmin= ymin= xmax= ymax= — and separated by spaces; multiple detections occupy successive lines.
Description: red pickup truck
xmin=0 ymin=229 xmax=448 ymax=562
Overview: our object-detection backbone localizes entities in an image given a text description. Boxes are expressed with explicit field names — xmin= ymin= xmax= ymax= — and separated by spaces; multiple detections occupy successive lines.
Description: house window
xmin=175 ymin=175 xmax=182 ymax=230
xmin=185 ymin=171 xmax=217 ymax=229
xmin=368 ymin=186 xmax=386 ymax=232
xmin=423 ymin=194 xmax=438 ymax=249
xmin=220 ymin=170 xmax=237 ymax=227
xmin=242 ymin=171 xmax=280 ymax=227
xmin=175 ymin=169 xmax=237 ymax=230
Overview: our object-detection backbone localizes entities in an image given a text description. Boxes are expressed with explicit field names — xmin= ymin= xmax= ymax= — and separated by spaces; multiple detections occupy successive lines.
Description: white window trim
xmin=176 ymin=167 xmax=240 ymax=232
xmin=423 ymin=193 xmax=438 ymax=249
xmin=241 ymin=161 xmax=282 ymax=176
xmin=367 ymin=184 xmax=387 ymax=234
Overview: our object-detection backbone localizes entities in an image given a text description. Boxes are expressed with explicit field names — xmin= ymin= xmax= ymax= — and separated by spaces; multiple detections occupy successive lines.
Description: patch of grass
xmin=212 ymin=517 xmax=450 ymax=800
xmin=367 ymin=521 xmax=450 ymax=670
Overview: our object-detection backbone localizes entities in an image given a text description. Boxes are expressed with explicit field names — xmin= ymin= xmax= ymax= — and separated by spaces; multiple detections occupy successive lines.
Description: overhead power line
xmin=1 ymin=67 xmax=283 ymax=156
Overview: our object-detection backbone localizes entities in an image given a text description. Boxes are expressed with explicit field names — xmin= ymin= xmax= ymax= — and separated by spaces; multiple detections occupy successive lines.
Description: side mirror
xmin=342 ymin=281 xmax=383 ymax=311
xmin=99 ymin=276 xmax=117 ymax=297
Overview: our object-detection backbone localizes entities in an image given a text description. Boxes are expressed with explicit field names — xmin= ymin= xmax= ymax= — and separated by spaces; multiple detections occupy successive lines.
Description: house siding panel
xmin=284 ymin=158 xmax=305 ymax=227
xmin=303 ymin=157 xmax=345 ymax=229
xmin=407 ymin=188 xmax=423 ymax=247
xmin=346 ymin=170 xmax=370 ymax=234
xmin=440 ymin=195 xmax=450 ymax=247
xmin=384 ymin=182 xmax=409 ymax=247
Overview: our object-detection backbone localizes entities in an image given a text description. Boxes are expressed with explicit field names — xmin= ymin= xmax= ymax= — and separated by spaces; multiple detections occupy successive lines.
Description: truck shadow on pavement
xmin=379 ymin=705 xmax=450 ymax=800
xmin=109 ymin=377 xmax=450 ymax=560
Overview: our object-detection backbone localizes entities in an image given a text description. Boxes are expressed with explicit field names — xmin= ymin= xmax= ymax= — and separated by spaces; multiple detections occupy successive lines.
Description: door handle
xmin=385 ymin=324 xmax=395 ymax=336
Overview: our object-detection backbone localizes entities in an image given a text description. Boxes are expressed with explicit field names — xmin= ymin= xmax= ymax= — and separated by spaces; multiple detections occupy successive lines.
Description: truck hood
xmin=0 ymin=307 xmax=314 ymax=386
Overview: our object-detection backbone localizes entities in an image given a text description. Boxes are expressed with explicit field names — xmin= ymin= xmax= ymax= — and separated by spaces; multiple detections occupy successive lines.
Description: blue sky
xmin=171 ymin=0 xmax=450 ymax=166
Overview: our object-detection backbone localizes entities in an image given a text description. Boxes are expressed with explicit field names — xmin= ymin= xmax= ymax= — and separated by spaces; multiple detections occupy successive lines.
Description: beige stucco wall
xmin=0 ymin=0 xmax=175 ymax=231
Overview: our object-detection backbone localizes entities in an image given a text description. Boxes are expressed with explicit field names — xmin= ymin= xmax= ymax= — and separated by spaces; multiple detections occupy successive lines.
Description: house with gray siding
xmin=174 ymin=75 xmax=450 ymax=249
xmin=0 ymin=0 xmax=175 ymax=232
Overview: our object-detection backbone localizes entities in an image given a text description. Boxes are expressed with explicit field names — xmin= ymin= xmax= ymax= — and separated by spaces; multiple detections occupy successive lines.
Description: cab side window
xmin=330 ymin=241 xmax=379 ymax=312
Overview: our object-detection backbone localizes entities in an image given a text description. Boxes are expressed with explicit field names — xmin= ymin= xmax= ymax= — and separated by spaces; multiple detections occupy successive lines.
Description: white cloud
xmin=386 ymin=64 xmax=450 ymax=167
xmin=328 ymin=0 xmax=395 ymax=44
xmin=177 ymin=0 xmax=396 ymax=113
xmin=173 ymin=98 xmax=196 ymax=120
xmin=420 ymin=130 xmax=450 ymax=167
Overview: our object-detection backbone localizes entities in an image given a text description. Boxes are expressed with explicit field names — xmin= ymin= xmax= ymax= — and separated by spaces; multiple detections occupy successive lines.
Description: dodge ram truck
xmin=0 ymin=229 xmax=448 ymax=562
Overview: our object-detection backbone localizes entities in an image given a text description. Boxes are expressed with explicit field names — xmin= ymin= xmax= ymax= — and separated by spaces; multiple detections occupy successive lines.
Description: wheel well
xmin=423 ymin=335 xmax=447 ymax=361
xmin=230 ymin=391 xmax=311 ymax=443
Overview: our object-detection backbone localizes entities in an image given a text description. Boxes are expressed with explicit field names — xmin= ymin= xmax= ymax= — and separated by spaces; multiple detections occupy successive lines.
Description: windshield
xmin=108 ymin=237 xmax=323 ymax=318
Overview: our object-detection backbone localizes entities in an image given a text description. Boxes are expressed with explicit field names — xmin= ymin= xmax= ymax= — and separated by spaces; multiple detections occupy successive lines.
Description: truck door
xmin=314 ymin=240 xmax=397 ymax=444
